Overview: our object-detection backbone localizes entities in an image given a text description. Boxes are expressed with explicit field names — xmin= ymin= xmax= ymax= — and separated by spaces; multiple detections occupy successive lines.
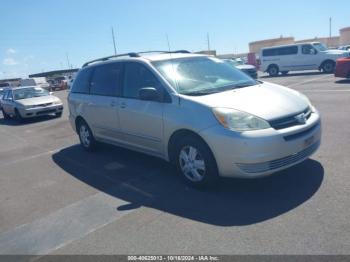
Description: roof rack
xmin=82 ymin=50 xmax=191 ymax=67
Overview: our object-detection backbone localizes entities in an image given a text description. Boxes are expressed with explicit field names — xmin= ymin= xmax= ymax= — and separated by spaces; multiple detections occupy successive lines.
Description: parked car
xmin=260 ymin=42 xmax=350 ymax=76
xmin=223 ymin=58 xmax=258 ymax=79
xmin=68 ymin=51 xmax=321 ymax=187
xmin=338 ymin=45 xmax=350 ymax=51
xmin=335 ymin=55 xmax=350 ymax=79
xmin=48 ymin=76 xmax=68 ymax=91
xmin=20 ymin=77 xmax=50 ymax=90
xmin=0 ymin=86 xmax=63 ymax=121
xmin=0 ymin=88 xmax=4 ymax=109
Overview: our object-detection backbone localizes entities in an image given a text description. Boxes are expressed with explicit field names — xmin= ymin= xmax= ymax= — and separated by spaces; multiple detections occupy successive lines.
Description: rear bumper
xmin=199 ymin=112 xmax=322 ymax=178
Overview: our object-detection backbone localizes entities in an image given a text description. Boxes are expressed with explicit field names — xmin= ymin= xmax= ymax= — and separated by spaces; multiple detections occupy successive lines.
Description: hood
xmin=16 ymin=95 xmax=61 ymax=106
xmin=322 ymin=49 xmax=349 ymax=56
xmin=236 ymin=64 xmax=256 ymax=70
xmin=185 ymin=82 xmax=308 ymax=121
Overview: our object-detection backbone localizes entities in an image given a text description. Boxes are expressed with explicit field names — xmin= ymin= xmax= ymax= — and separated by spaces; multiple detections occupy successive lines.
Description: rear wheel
xmin=322 ymin=61 xmax=335 ymax=73
xmin=77 ymin=120 xmax=96 ymax=151
xmin=281 ymin=71 xmax=289 ymax=76
xmin=174 ymin=135 xmax=218 ymax=187
xmin=268 ymin=65 xmax=279 ymax=77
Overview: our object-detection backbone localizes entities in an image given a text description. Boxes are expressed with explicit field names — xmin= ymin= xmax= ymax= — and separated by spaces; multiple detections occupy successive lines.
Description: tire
xmin=15 ymin=109 xmax=23 ymax=122
xmin=174 ymin=135 xmax=218 ymax=187
xmin=322 ymin=61 xmax=335 ymax=74
xmin=1 ymin=109 xmax=10 ymax=119
xmin=55 ymin=112 xmax=63 ymax=118
xmin=268 ymin=65 xmax=279 ymax=77
xmin=281 ymin=71 xmax=289 ymax=76
xmin=77 ymin=120 xmax=96 ymax=151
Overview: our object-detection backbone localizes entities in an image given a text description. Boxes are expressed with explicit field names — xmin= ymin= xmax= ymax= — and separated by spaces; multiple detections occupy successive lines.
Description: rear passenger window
xmin=90 ymin=63 xmax=123 ymax=96
xmin=263 ymin=46 xmax=298 ymax=56
xmin=71 ymin=68 xmax=92 ymax=94
xmin=123 ymin=63 xmax=161 ymax=99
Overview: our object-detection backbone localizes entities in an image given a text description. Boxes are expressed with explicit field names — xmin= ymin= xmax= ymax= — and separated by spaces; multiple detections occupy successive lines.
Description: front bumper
xmin=19 ymin=104 xmax=63 ymax=118
xmin=199 ymin=112 xmax=321 ymax=178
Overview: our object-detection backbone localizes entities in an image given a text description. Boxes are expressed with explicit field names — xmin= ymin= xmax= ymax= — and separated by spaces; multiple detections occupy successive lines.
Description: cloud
xmin=6 ymin=48 xmax=17 ymax=54
xmin=3 ymin=58 xmax=18 ymax=66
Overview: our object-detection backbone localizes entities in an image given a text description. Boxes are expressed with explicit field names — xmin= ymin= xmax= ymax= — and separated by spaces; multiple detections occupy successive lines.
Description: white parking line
xmin=287 ymin=74 xmax=332 ymax=88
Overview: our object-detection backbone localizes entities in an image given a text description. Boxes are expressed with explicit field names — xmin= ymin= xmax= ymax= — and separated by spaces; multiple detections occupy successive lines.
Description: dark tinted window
xmin=90 ymin=63 xmax=123 ymax=96
xmin=71 ymin=68 xmax=92 ymax=94
xmin=263 ymin=46 xmax=298 ymax=56
xmin=301 ymin=44 xmax=316 ymax=55
xmin=123 ymin=63 xmax=161 ymax=99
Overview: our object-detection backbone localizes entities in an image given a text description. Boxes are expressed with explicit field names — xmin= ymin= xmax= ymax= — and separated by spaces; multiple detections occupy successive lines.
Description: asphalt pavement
xmin=0 ymin=71 xmax=349 ymax=255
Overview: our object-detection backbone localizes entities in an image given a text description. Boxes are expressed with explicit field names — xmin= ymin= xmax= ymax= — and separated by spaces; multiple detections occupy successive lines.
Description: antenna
xmin=165 ymin=34 xmax=180 ymax=94
xmin=112 ymin=26 xmax=117 ymax=55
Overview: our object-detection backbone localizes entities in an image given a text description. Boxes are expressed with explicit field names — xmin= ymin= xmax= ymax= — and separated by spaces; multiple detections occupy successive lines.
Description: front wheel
xmin=15 ymin=109 xmax=23 ymax=122
xmin=322 ymin=61 xmax=335 ymax=74
xmin=174 ymin=136 xmax=218 ymax=187
xmin=78 ymin=120 xmax=96 ymax=151
xmin=268 ymin=65 xmax=279 ymax=77
xmin=1 ymin=109 xmax=10 ymax=119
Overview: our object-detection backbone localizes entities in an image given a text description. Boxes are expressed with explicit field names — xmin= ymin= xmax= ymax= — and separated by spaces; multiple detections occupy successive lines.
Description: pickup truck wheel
xmin=322 ymin=61 xmax=335 ymax=74
xmin=268 ymin=65 xmax=279 ymax=77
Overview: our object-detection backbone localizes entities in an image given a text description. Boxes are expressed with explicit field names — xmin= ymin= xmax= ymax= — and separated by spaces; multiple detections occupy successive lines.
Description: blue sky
xmin=0 ymin=0 xmax=349 ymax=78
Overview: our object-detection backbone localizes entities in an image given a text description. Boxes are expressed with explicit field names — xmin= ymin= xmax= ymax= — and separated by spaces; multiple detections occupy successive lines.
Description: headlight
xmin=212 ymin=108 xmax=271 ymax=132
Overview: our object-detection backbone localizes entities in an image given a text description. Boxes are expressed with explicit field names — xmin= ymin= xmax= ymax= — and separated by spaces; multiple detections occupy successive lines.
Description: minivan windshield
xmin=13 ymin=87 xmax=50 ymax=100
xmin=152 ymin=56 xmax=258 ymax=95
xmin=312 ymin=43 xmax=327 ymax=51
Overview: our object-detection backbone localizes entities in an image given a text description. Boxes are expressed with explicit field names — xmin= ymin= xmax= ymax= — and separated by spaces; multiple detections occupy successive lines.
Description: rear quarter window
xmin=71 ymin=68 xmax=92 ymax=94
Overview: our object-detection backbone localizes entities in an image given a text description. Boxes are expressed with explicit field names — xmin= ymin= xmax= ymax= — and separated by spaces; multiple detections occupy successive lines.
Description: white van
xmin=20 ymin=77 xmax=50 ymax=90
xmin=260 ymin=42 xmax=349 ymax=76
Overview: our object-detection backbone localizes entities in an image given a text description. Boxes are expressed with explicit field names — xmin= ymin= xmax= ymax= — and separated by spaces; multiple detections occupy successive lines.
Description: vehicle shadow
xmin=260 ymin=71 xmax=324 ymax=79
xmin=0 ymin=114 xmax=59 ymax=126
xmin=335 ymin=79 xmax=350 ymax=84
xmin=52 ymin=144 xmax=324 ymax=226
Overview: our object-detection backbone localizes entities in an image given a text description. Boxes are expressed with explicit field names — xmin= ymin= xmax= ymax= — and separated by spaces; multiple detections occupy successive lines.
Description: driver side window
xmin=302 ymin=45 xmax=316 ymax=55
xmin=122 ymin=62 xmax=162 ymax=99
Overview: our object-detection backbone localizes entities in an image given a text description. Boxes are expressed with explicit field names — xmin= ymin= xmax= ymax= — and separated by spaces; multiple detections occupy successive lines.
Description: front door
xmin=118 ymin=62 xmax=164 ymax=155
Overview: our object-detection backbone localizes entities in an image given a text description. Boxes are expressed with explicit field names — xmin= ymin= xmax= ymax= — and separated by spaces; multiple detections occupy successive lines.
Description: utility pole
xmin=207 ymin=32 xmax=211 ymax=51
xmin=112 ymin=27 xmax=117 ymax=55
xmin=65 ymin=53 xmax=71 ymax=69
xmin=329 ymin=17 xmax=332 ymax=39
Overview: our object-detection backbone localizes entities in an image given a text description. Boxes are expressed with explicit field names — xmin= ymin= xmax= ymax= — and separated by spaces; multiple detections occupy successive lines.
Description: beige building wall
xmin=340 ymin=27 xmax=350 ymax=45
xmin=249 ymin=37 xmax=294 ymax=53
xmin=295 ymin=36 xmax=340 ymax=47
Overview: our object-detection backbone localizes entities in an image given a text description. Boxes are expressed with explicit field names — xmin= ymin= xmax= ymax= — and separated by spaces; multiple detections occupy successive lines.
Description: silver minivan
xmin=68 ymin=51 xmax=321 ymax=186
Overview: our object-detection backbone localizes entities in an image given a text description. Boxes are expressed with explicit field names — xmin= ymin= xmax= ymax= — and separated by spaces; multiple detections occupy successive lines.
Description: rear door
xmin=118 ymin=62 xmax=165 ymax=155
xmin=84 ymin=62 xmax=124 ymax=142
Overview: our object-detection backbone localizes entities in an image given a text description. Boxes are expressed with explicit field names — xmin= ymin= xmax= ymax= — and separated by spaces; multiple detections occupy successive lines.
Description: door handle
xmin=120 ymin=102 xmax=127 ymax=109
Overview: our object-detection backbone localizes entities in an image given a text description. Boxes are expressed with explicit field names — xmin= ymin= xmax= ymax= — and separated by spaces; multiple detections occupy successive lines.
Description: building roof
xmin=29 ymin=69 xmax=79 ymax=78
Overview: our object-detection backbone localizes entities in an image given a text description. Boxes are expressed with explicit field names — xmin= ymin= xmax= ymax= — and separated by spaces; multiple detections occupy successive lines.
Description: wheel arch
xmin=319 ymin=59 xmax=335 ymax=71
xmin=167 ymin=128 xmax=214 ymax=164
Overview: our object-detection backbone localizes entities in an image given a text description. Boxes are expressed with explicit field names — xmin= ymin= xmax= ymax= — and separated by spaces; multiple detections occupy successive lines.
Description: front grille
xmin=37 ymin=103 xmax=53 ymax=107
xmin=269 ymin=107 xmax=312 ymax=130
xmin=236 ymin=141 xmax=320 ymax=174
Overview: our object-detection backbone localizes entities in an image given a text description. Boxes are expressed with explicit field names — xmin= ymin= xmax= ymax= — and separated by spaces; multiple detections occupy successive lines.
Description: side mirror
xmin=139 ymin=87 xmax=160 ymax=102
